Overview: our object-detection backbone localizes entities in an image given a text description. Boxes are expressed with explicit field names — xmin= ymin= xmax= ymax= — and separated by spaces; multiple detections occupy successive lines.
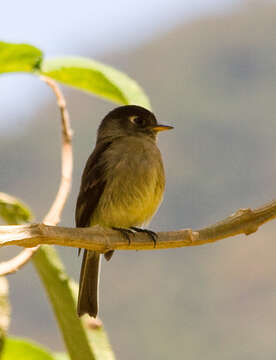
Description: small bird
xmin=75 ymin=105 xmax=173 ymax=317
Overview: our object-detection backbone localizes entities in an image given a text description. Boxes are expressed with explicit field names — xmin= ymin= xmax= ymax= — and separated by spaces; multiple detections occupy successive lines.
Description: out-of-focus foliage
xmin=41 ymin=57 xmax=151 ymax=109
xmin=0 ymin=277 xmax=10 ymax=353
xmin=1 ymin=337 xmax=55 ymax=360
xmin=53 ymin=353 xmax=69 ymax=360
xmin=0 ymin=42 xmax=42 ymax=73
xmin=0 ymin=193 xmax=32 ymax=225
xmin=0 ymin=42 xmax=150 ymax=109
xmin=33 ymin=245 xmax=116 ymax=360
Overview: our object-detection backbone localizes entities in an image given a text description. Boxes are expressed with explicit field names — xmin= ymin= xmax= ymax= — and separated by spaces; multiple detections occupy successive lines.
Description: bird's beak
xmin=149 ymin=124 xmax=174 ymax=132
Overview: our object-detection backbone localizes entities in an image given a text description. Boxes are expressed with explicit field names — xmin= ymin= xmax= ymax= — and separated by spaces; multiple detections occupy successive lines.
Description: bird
xmin=75 ymin=105 xmax=173 ymax=317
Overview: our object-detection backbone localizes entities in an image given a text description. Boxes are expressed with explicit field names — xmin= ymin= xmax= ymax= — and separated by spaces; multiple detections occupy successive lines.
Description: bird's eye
xmin=129 ymin=116 xmax=145 ymax=127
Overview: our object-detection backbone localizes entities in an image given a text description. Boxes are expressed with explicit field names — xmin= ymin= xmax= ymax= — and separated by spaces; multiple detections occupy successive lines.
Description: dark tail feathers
xmin=77 ymin=250 xmax=100 ymax=317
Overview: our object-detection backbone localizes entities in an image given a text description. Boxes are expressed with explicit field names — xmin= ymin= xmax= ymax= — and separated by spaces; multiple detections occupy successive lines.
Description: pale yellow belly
xmin=90 ymin=137 xmax=165 ymax=228
xmin=91 ymin=169 xmax=164 ymax=228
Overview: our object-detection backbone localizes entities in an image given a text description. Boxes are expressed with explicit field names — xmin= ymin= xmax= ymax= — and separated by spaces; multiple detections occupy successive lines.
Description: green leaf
xmin=0 ymin=41 xmax=150 ymax=108
xmin=0 ymin=193 xmax=33 ymax=225
xmin=1 ymin=337 xmax=55 ymax=360
xmin=0 ymin=42 xmax=42 ymax=73
xmin=32 ymin=246 xmax=97 ymax=360
xmin=32 ymin=246 xmax=116 ymax=360
xmin=41 ymin=57 xmax=151 ymax=109
xmin=53 ymin=353 xmax=69 ymax=360
xmin=0 ymin=277 xmax=10 ymax=355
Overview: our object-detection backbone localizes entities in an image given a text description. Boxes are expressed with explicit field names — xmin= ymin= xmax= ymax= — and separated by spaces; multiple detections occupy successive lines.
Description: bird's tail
xmin=77 ymin=250 xmax=101 ymax=317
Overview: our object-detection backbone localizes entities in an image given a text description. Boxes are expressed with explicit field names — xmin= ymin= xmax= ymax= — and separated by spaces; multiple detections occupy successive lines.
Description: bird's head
xmin=97 ymin=105 xmax=173 ymax=141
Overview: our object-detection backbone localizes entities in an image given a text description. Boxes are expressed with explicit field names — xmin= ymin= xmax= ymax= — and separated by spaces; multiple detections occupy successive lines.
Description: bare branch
xmin=0 ymin=77 xmax=73 ymax=275
xmin=40 ymin=76 xmax=73 ymax=226
xmin=0 ymin=199 xmax=275 ymax=255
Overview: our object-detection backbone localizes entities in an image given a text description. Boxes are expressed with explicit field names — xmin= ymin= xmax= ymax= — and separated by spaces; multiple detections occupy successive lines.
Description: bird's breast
xmin=91 ymin=136 xmax=165 ymax=228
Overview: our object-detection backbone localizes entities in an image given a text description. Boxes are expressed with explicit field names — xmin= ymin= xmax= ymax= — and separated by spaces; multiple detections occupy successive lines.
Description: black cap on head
xmin=105 ymin=105 xmax=155 ymax=120
xmin=97 ymin=105 xmax=173 ymax=141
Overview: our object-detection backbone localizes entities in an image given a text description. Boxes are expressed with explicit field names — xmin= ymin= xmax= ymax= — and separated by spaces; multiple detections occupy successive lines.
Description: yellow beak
xmin=150 ymin=124 xmax=174 ymax=132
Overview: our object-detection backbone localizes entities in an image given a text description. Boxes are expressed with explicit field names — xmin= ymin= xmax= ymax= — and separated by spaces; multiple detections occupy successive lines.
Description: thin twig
xmin=40 ymin=76 xmax=73 ymax=226
xmin=0 ymin=76 xmax=73 ymax=275
xmin=0 ymin=199 xmax=276 ymax=254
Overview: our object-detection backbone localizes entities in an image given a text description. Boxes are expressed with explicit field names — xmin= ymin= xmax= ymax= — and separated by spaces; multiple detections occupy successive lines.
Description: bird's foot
xmin=112 ymin=227 xmax=135 ymax=245
xmin=131 ymin=227 xmax=158 ymax=248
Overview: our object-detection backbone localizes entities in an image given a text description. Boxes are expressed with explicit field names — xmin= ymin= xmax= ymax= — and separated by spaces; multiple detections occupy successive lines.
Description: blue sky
xmin=0 ymin=0 xmax=239 ymax=132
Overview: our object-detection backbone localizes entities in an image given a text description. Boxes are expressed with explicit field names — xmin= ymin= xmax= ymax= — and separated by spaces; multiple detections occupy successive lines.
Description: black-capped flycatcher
xmin=75 ymin=105 xmax=173 ymax=317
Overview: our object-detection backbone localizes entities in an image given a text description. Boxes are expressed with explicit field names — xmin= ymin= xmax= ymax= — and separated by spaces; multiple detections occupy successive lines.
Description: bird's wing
xmin=75 ymin=141 xmax=112 ymax=227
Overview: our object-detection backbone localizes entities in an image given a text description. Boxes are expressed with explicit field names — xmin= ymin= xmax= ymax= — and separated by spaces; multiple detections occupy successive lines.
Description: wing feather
xmin=75 ymin=141 xmax=112 ymax=228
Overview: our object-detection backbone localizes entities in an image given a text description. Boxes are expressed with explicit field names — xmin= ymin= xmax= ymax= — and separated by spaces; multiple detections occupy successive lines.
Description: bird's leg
xmin=131 ymin=227 xmax=158 ymax=248
xmin=112 ymin=227 xmax=135 ymax=245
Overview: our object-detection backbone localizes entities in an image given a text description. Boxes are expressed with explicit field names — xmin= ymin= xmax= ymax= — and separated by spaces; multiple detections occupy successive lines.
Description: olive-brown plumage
xmin=75 ymin=105 xmax=173 ymax=317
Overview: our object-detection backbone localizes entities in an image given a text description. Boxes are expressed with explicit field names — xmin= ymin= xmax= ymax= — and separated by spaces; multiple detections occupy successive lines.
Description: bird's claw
xmin=131 ymin=227 xmax=158 ymax=248
xmin=112 ymin=227 xmax=135 ymax=245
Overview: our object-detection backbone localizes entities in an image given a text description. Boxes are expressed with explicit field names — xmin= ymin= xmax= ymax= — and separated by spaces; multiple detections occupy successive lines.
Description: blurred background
xmin=1 ymin=0 xmax=276 ymax=359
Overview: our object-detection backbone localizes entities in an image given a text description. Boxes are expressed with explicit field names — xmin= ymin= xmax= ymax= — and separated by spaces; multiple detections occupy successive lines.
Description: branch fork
xmin=0 ymin=76 xmax=73 ymax=275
